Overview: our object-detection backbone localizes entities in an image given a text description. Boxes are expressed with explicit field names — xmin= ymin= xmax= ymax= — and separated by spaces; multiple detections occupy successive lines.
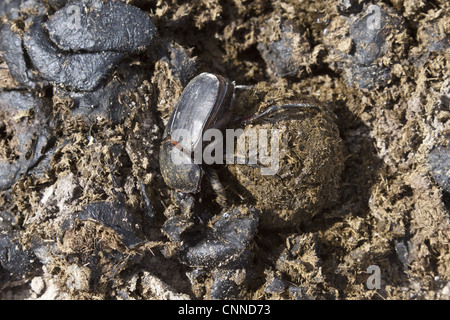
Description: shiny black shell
xmin=160 ymin=72 xmax=234 ymax=193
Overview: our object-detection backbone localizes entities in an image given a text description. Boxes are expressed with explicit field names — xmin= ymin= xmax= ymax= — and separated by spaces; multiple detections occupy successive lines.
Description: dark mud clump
xmin=1 ymin=0 xmax=450 ymax=300
xmin=23 ymin=17 xmax=124 ymax=91
xmin=0 ymin=91 xmax=52 ymax=191
xmin=45 ymin=0 xmax=157 ymax=53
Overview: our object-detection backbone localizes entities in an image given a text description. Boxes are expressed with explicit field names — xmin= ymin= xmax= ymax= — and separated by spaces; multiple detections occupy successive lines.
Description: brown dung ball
xmin=227 ymin=87 xmax=344 ymax=228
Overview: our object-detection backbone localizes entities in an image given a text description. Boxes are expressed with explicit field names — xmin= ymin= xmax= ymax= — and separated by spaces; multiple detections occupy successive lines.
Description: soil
xmin=0 ymin=0 xmax=449 ymax=300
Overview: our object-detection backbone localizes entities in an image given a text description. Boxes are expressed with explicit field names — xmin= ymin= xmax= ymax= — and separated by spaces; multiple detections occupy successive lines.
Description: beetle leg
xmin=205 ymin=167 xmax=228 ymax=209
xmin=139 ymin=179 xmax=155 ymax=220
xmin=241 ymin=102 xmax=320 ymax=124
xmin=176 ymin=191 xmax=195 ymax=219
xmin=234 ymin=84 xmax=254 ymax=91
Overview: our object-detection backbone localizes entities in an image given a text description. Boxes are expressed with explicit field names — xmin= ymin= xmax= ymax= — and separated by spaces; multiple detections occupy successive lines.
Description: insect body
xmin=160 ymin=72 xmax=234 ymax=195
xmin=159 ymin=72 xmax=318 ymax=212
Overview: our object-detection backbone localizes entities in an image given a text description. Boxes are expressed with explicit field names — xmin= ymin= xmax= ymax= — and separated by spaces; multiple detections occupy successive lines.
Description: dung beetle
xmin=160 ymin=72 xmax=234 ymax=196
xmin=159 ymin=73 xmax=319 ymax=296
xmin=159 ymin=72 xmax=318 ymax=215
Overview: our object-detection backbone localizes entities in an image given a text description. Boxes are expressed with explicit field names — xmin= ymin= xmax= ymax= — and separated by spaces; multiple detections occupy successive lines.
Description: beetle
xmin=159 ymin=72 xmax=318 ymax=216
xmin=160 ymin=73 xmax=233 ymax=194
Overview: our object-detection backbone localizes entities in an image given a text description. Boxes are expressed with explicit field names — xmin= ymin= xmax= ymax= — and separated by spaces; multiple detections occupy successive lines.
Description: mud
xmin=0 ymin=0 xmax=449 ymax=300
xmin=45 ymin=0 xmax=157 ymax=53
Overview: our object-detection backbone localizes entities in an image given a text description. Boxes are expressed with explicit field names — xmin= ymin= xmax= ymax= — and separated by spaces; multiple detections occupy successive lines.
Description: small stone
xmin=30 ymin=276 xmax=45 ymax=295
xmin=442 ymin=282 xmax=450 ymax=296
xmin=65 ymin=264 xmax=91 ymax=292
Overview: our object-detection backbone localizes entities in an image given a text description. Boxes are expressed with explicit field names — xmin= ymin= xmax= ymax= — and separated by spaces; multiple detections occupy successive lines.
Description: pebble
xmin=30 ymin=276 xmax=46 ymax=295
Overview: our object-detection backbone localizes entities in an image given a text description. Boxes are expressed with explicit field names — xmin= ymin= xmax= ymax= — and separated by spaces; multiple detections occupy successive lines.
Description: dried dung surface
xmin=0 ymin=0 xmax=449 ymax=300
